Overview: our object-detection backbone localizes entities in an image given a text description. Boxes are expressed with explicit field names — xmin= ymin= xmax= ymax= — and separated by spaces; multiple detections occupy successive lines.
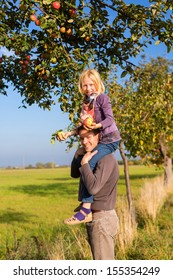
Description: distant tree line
xmin=3 ymin=162 xmax=69 ymax=169
xmin=2 ymin=160 xmax=145 ymax=169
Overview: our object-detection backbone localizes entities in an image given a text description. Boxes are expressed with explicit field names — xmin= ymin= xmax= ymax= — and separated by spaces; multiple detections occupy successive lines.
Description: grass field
xmin=0 ymin=165 xmax=172 ymax=260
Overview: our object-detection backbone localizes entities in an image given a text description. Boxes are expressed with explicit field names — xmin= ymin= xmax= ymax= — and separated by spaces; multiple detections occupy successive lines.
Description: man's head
xmin=78 ymin=126 xmax=100 ymax=152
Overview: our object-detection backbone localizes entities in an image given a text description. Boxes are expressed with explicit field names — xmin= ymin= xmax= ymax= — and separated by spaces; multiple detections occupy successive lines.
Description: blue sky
xmin=0 ymin=1 xmax=172 ymax=168
xmin=0 ymin=88 xmax=74 ymax=167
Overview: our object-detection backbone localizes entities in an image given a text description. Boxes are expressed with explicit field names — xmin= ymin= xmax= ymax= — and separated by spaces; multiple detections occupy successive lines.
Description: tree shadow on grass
xmin=6 ymin=173 xmax=162 ymax=198
xmin=0 ymin=209 xmax=36 ymax=224
xmin=38 ymin=177 xmax=75 ymax=181
xmin=7 ymin=179 xmax=78 ymax=197
xmin=119 ymin=172 xmax=162 ymax=181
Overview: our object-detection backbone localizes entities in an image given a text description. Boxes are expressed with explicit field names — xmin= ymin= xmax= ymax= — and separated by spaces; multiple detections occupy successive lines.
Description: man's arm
xmin=79 ymin=154 xmax=118 ymax=195
xmin=71 ymin=147 xmax=86 ymax=178
xmin=71 ymin=157 xmax=80 ymax=178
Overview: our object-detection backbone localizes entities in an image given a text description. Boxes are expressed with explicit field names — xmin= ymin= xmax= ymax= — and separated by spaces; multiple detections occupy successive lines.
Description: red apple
xmin=52 ymin=2 xmax=61 ymax=10
xmin=52 ymin=32 xmax=58 ymax=38
xmin=35 ymin=19 xmax=41 ymax=26
xmin=23 ymin=69 xmax=27 ymax=74
xmin=30 ymin=14 xmax=37 ymax=21
xmin=69 ymin=8 xmax=76 ymax=17
xmin=25 ymin=55 xmax=30 ymax=60
xmin=83 ymin=116 xmax=93 ymax=127
xmin=34 ymin=59 xmax=39 ymax=65
xmin=23 ymin=60 xmax=29 ymax=65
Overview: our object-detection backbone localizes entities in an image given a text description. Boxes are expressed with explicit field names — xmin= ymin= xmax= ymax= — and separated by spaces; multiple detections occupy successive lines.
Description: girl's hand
xmin=81 ymin=150 xmax=98 ymax=165
xmin=56 ymin=131 xmax=71 ymax=141
xmin=84 ymin=122 xmax=102 ymax=130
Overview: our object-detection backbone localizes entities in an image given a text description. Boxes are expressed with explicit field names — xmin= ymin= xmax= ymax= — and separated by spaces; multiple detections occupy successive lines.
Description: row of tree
xmin=110 ymin=56 xmax=173 ymax=186
xmin=4 ymin=162 xmax=59 ymax=169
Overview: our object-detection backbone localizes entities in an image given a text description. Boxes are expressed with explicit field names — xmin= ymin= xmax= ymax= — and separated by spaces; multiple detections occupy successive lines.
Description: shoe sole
xmin=64 ymin=215 xmax=92 ymax=225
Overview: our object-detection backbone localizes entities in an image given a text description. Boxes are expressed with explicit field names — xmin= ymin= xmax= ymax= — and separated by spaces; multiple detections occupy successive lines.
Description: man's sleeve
xmin=71 ymin=157 xmax=80 ymax=178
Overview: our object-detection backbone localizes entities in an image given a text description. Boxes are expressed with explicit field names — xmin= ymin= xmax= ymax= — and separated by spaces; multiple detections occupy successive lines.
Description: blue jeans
xmin=79 ymin=140 xmax=120 ymax=203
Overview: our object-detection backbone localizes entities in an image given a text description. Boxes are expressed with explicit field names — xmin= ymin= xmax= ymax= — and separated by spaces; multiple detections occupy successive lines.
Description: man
xmin=70 ymin=125 xmax=119 ymax=260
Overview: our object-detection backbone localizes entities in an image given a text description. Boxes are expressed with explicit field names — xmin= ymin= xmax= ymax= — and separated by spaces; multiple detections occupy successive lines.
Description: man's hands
xmin=81 ymin=150 xmax=98 ymax=165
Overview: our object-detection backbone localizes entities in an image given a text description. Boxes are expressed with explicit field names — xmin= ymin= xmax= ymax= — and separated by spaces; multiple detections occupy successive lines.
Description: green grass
xmin=0 ymin=165 xmax=171 ymax=260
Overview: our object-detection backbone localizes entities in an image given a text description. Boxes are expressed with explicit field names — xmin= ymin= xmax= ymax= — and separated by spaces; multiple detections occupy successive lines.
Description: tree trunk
xmin=163 ymin=157 xmax=172 ymax=186
xmin=159 ymin=138 xmax=173 ymax=187
xmin=119 ymin=141 xmax=136 ymax=224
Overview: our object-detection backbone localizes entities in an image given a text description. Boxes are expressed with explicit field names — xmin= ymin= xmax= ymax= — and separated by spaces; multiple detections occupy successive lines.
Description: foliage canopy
xmin=110 ymin=56 xmax=173 ymax=168
xmin=0 ymin=0 xmax=173 ymax=117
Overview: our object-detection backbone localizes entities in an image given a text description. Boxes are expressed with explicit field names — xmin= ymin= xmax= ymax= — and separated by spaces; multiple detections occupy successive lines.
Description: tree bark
xmin=119 ymin=141 xmax=136 ymax=224
xmin=163 ymin=156 xmax=172 ymax=186
xmin=159 ymin=138 xmax=173 ymax=187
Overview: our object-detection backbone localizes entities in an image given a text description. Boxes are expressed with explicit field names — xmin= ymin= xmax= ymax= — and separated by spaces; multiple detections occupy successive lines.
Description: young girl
xmin=57 ymin=69 xmax=121 ymax=225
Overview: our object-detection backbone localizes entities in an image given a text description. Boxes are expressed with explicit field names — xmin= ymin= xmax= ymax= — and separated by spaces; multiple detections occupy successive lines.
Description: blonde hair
xmin=78 ymin=69 xmax=105 ymax=94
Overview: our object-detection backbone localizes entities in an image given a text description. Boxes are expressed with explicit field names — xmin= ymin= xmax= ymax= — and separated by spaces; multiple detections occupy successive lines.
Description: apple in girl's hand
xmin=56 ymin=131 xmax=64 ymax=140
xmin=51 ymin=129 xmax=64 ymax=144
xmin=83 ymin=116 xmax=93 ymax=127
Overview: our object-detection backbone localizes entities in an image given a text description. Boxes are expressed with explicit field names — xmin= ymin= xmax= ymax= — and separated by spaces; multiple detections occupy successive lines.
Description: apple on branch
xmin=69 ymin=8 xmax=77 ymax=17
xmin=60 ymin=26 xmax=66 ymax=33
xmin=52 ymin=2 xmax=61 ymax=10
xmin=35 ymin=19 xmax=41 ymax=26
xmin=66 ymin=28 xmax=72 ymax=36
xmin=30 ymin=14 xmax=37 ymax=21
xmin=25 ymin=55 xmax=30 ymax=61
xmin=23 ymin=60 xmax=29 ymax=65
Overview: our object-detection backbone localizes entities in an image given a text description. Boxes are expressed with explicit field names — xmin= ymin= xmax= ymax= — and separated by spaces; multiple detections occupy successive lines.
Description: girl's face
xmin=81 ymin=76 xmax=97 ymax=96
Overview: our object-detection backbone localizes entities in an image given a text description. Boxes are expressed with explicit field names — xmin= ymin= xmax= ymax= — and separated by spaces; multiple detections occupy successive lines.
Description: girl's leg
xmin=88 ymin=141 xmax=120 ymax=170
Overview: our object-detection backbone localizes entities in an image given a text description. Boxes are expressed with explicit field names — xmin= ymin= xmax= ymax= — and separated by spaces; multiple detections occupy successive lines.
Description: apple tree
xmin=109 ymin=56 xmax=173 ymax=186
xmin=0 ymin=0 xmax=173 ymax=119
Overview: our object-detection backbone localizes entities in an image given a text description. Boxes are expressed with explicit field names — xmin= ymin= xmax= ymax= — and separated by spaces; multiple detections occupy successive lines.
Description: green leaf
xmin=43 ymin=0 xmax=52 ymax=5
xmin=121 ymin=71 xmax=128 ymax=78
